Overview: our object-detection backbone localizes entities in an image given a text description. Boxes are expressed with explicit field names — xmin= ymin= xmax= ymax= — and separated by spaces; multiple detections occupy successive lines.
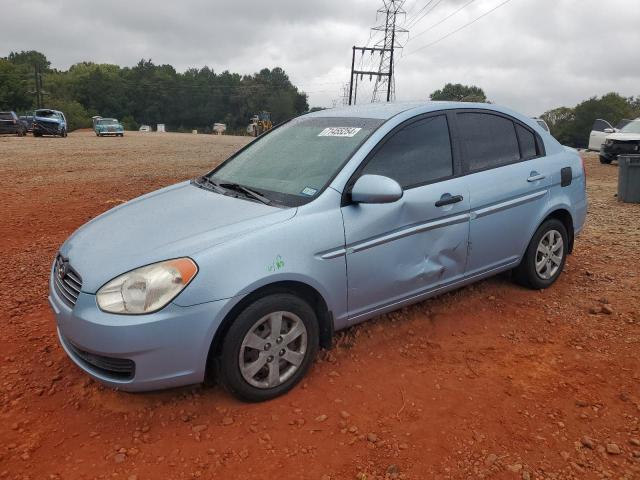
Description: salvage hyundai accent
xmin=49 ymin=102 xmax=587 ymax=401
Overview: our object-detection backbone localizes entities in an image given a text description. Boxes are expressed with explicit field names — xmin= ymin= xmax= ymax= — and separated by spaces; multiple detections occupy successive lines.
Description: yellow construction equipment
xmin=246 ymin=111 xmax=272 ymax=137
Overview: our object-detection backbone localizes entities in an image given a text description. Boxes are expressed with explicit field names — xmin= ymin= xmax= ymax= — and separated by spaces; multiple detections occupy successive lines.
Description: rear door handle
xmin=527 ymin=173 xmax=546 ymax=182
xmin=435 ymin=194 xmax=464 ymax=207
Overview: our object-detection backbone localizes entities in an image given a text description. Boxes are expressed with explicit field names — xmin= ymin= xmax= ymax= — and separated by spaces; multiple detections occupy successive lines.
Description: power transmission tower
xmin=371 ymin=0 xmax=407 ymax=102
xmin=341 ymin=82 xmax=351 ymax=106
xmin=347 ymin=0 xmax=407 ymax=105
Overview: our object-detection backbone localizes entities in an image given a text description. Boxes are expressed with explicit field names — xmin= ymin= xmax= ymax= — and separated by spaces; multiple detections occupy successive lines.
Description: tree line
xmin=0 ymin=50 xmax=309 ymax=133
xmin=430 ymin=83 xmax=640 ymax=148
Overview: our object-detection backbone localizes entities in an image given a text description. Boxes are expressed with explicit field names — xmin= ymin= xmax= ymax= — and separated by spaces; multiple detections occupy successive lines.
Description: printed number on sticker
xmin=318 ymin=127 xmax=362 ymax=137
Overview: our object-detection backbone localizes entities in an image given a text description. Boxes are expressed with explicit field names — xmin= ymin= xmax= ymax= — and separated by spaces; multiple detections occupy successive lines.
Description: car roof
xmin=305 ymin=101 xmax=525 ymax=121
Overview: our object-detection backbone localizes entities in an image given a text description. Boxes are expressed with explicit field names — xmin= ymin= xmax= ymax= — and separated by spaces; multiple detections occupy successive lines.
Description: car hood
xmin=97 ymin=124 xmax=123 ymax=129
xmin=60 ymin=181 xmax=296 ymax=293
xmin=607 ymin=132 xmax=640 ymax=141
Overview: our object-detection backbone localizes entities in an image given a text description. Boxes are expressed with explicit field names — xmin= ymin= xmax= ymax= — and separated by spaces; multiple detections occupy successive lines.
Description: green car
xmin=95 ymin=118 xmax=124 ymax=137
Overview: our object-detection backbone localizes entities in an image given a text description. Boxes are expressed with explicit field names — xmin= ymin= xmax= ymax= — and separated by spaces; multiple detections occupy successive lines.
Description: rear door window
xmin=362 ymin=115 xmax=453 ymax=188
xmin=457 ymin=112 xmax=520 ymax=172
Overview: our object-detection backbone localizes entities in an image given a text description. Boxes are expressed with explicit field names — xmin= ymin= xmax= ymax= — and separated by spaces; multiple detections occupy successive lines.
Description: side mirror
xmin=350 ymin=174 xmax=403 ymax=204
xmin=604 ymin=128 xmax=615 ymax=133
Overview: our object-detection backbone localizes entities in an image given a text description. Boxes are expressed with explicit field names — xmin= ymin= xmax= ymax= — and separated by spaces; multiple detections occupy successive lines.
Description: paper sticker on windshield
xmin=301 ymin=186 xmax=318 ymax=196
xmin=318 ymin=127 xmax=362 ymax=137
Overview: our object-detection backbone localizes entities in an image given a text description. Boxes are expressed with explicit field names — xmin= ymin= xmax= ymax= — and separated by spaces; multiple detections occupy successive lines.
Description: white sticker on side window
xmin=318 ymin=127 xmax=362 ymax=137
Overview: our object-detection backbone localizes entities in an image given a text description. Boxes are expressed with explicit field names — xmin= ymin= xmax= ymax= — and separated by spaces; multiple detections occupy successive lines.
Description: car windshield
xmin=209 ymin=116 xmax=383 ymax=206
xmin=98 ymin=119 xmax=119 ymax=125
xmin=36 ymin=110 xmax=61 ymax=119
xmin=620 ymin=121 xmax=640 ymax=134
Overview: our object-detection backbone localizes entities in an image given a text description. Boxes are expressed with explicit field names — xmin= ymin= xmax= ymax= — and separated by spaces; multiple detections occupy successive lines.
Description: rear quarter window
xmin=516 ymin=124 xmax=538 ymax=159
xmin=457 ymin=112 xmax=520 ymax=172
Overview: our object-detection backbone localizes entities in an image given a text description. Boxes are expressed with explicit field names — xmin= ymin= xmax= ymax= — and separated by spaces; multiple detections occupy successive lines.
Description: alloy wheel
xmin=535 ymin=229 xmax=564 ymax=280
xmin=239 ymin=311 xmax=308 ymax=389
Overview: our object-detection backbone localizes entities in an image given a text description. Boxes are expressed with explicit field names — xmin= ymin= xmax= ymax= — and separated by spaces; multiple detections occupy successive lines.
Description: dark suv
xmin=0 ymin=111 xmax=27 ymax=136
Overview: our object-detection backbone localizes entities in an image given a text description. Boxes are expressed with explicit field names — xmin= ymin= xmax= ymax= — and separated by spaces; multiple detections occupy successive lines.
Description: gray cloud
xmin=3 ymin=0 xmax=639 ymax=115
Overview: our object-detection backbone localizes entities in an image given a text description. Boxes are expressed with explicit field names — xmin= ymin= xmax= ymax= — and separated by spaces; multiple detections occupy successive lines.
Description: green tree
xmin=0 ymin=59 xmax=32 ymax=111
xmin=1 ymin=51 xmax=310 ymax=132
xmin=430 ymin=83 xmax=487 ymax=102
xmin=540 ymin=107 xmax=575 ymax=146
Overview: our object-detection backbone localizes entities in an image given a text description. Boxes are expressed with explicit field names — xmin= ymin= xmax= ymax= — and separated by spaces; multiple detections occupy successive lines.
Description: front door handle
xmin=435 ymin=194 xmax=464 ymax=207
xmin=527 ymin=172 xmax=546 ymax=182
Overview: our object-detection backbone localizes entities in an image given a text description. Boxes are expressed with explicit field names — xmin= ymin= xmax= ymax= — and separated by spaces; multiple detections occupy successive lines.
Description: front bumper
xmin=33 ymin=122 xmax=62 ymax=134
xmin=96 ymin=130 xmax=124 ymax=135
xmin=49 ymin=268 xmax=233 ymax=392
xmin=602 ymin=142 xmax=640 ymax=160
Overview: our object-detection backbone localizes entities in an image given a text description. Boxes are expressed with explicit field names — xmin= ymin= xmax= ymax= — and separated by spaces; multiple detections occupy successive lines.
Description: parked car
xmin=139 ymin=125 xmax=151 ymax=132
xmin=599 ymin=119 xmax=640 ymax=164
xmin=19 ymin=114 xmax=34 ymax=132
xmin=49 ymin=102 xmax=587 ymax=401
xmin=587 ymin=118 xmax=632 ymax=151
xmin=33 ymin=109 xmax=67 ymax=137
xmin=0 ymin=111 xmax=27 ymax=136
xmin=95 ymin=118 xmax=124 ymax=137
xmin=532 ymin=117 xmax=550 ymax=132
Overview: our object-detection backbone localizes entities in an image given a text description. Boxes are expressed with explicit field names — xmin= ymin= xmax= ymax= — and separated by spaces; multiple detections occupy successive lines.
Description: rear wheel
xmin=514 ymin=218 xmax=568 ymax=289
xmin=599 ymin=155 xmax=612 ymax=164
xmin=218 ymin=293 xmax=319 ymax=402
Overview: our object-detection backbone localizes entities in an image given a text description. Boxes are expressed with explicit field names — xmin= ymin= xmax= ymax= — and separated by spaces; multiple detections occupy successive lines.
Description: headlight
xmin=96 ymin=258 xmax=198 ymax=314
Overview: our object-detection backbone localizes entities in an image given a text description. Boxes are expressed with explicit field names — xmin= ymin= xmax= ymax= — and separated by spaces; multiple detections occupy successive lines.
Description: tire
xmin=599 ymin=155 xmax=612 ymax=164
xmin=61 ymin=128 xmax=67 ymax=138
xmin=33 ymin=131 xmax=42 ymax=137
xmin=218 ymin=293 xmax=319 ymax=402
xmin=514 ymin=218 xmax=568 ymax=290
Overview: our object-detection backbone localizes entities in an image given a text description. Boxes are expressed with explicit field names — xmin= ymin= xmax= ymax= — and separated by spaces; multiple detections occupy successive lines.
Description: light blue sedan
xmin=49 ymin=101 xmax=587 ymax=401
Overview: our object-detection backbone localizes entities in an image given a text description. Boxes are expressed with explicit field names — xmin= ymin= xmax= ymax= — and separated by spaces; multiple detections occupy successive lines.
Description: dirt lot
xmin=1 ymin=131 xmax=639 ymax=480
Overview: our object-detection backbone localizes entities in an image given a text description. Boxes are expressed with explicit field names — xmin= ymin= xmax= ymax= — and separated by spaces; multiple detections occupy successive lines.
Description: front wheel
xmin=514 ymin=218 xmax=568 ymax=289
xmin=218 ymin=293 xmax=319 ymax=402
xmin=599 ymin=155 xmax=612 ymax=164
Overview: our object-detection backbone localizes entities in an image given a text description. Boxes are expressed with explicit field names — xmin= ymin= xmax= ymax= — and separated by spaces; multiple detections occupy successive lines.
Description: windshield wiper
xmin=218 ymin=182 xmax=272 ymax=205
xmin=195 ymin=175 xmax=226 ymax=194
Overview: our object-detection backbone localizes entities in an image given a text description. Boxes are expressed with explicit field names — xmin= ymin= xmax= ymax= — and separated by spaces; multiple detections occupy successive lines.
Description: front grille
xmin=610 ymin=141 xmax=640 ymax=154
xmin=66 ymin=340 xmax=135 ymax=380
xmin=53 ymin=255 xmax=82 ymax=308
xmin=34 ymin=120 xmax=59 ymax=131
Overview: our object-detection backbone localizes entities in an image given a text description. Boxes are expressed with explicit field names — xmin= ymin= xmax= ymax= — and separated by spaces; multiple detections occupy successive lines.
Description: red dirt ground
xmin=1 ymin=132 xmax=639 ymax=480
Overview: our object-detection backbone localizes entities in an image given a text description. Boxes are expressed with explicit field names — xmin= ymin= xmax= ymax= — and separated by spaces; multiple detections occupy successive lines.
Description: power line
xmin=402 ymin=0 xmax=515 ymax=58
xmin=405 ymin=0 xmax=446 ymax=29
xmin=410 ymin=0 xmax=476 ymax=41
xmin=403 ymin=0 xmax=434 ymax=28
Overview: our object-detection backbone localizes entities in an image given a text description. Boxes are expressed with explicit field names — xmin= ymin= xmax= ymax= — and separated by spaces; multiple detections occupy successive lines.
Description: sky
xmin=2 ymin=0 xmax=639 ymax=116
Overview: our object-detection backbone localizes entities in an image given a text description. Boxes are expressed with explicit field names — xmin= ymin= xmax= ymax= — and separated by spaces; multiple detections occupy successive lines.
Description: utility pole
xmin=33 ymin=64 xmax=45 ymax=109
xmin=347 ymin=0 xmax=407 ymax=105
xmin=348 ymin=46 xmax=392 ymax=105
